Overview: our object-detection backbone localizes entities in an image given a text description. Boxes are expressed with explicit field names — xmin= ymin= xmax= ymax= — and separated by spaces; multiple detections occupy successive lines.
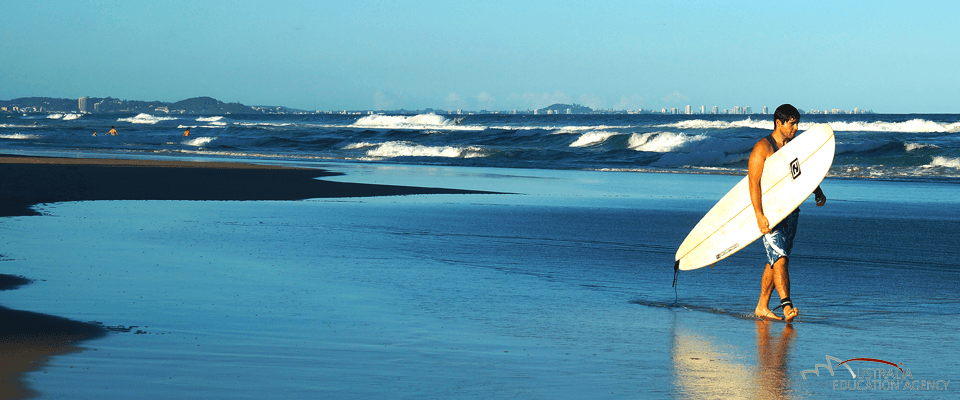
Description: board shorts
xmin=762 ymin=208 xmax=800 ymax=266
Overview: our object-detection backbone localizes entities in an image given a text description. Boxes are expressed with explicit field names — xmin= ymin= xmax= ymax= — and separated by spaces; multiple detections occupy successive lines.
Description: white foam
xmin=237 ymin=122 xmax=295 ymax=127
xmin=828 ymin=119 xmax=960 ymax=133
xmin=117 ymin=113 xmax=178 ymax=124
xmin=570 ymin=131 xmax=619 ymax=147
xmin=353 ymin=141 xmax=486 ymax=158
xmin=351 ymin=114 xmax=483 ymax=131
xmin=184 ymin=137 xmax=216 ymax=147
xmin=43 ymin=113 xmax=80 ymax=120
xmin=553 ymin=125 xmax=633 ymax=134
xmin=928 ymin=156 xmax=960 ymax=169
xmin=0 ymin=133 xmax=40 ymax=139
xmin=196 ymin=116 xmax=224 ymax=122
xmin=342 ymin=142 xmax=379 ymax=150
xmin=353 ymin=113 xmax=449 ymax=128
xmin=628 ymin=132 xmax=707 ymax=152
xmin=905 ymin=142 xmax=940 ymax=151
xmin=654 ymin=118 xmax=771 ymax=130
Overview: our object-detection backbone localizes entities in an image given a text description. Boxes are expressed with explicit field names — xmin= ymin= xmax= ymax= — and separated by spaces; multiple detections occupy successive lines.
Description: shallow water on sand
xmin=1 ymin=164 xmax=957 ymax=398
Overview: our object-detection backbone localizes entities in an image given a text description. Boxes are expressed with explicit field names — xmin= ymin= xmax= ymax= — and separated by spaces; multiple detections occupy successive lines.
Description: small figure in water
xmin=107 ymin=126 xmax=118 ymax=136
xmin=184 ymin=127 xmax=191 ymax=137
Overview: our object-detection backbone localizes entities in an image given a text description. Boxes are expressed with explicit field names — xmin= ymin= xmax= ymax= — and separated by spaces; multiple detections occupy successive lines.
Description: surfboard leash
xmin=672 ymin=260 xmax=679 ymax=288
xmin=672 ymin=260 xmax=680 ymax=303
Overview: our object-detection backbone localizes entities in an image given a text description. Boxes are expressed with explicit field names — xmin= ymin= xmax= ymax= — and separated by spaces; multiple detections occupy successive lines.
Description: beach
xmin=1 ymin=156 xmax=959 ymax=399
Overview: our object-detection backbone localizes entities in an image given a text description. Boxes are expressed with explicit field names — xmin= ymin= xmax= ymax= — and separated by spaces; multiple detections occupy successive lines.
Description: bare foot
xmin=755 ymin=306 xmax=782 ymax=321
xmin=783 ymin=306 xmax=799 ymax=322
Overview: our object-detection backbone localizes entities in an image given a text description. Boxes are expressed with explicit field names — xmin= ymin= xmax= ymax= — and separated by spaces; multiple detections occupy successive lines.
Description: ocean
xmin=1 ymin=112 xmax=959 ymax=398
xmin=2 ymin=112 xmax=960 ymax=181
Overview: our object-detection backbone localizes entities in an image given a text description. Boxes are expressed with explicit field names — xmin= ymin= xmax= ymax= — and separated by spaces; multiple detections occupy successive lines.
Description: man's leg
xmin=772 ymin=256 xmax=798 ymax=321
xmin=756 ymin=263 xmax=782 ymax=320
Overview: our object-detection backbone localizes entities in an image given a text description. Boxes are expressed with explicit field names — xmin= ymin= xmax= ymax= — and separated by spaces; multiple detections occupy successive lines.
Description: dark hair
xmin=773 ymin=104 xmax=800 ymax=126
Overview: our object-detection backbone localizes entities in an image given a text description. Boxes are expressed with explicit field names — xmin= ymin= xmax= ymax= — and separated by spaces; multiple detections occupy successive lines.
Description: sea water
xmin=2 ymin=112 xmax=960 ymax=181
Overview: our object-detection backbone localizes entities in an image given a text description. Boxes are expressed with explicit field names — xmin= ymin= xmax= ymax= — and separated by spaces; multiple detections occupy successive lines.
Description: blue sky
xmin=2 ymin=1 xmax=958 ymax=113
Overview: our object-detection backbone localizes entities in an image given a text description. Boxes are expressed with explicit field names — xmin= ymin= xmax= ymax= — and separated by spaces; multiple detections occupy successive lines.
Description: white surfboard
xmin=674 ymin=123 xmax=835 ymax=271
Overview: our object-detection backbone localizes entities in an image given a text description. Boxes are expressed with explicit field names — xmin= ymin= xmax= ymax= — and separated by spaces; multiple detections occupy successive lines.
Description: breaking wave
xmin=0 ymin=133 xmax=40 ymax=139
xmin=905 ymin=142 xmax=940 ymax=151
xmin=345 ymin=141 xmax=486 ymax=158
xmin=928 ymin=156 xmax=960 ymax=169
xmin=654 ymin=118 xmax=771 ymax=130
xmin=118 ymin=113 xmax=178 ymax=124
xmin=353 ymin=114 xmax=452 ymax=128
xmin=828 ymin=119 xmax=960 ymax=133
xmin=570 ymin=131 xmax=619 ymax=147
xmin=184 ymin=137 xmax=216 ymax=147
xmin=628 ymin=132 xmax=707 ymax=152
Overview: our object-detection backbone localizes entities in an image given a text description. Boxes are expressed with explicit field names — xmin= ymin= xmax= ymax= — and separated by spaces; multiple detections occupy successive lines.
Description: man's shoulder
xmin=751 ymin=136 xmax=775 ymax=157
xmin=748 ymin=136 xmax=775 ymax=171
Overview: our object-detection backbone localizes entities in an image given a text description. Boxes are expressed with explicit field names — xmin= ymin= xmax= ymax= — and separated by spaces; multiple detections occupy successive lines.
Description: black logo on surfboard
xmin=790 ymin=158 xmax=801 ymax=179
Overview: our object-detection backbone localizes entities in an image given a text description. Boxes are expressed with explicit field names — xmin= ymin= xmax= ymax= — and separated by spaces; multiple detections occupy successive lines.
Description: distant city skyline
xmin=1 ymin=95 xmax=876 ymax=116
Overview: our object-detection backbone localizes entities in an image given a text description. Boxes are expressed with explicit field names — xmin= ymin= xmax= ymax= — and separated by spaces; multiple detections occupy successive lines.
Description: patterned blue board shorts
xmin=762 ymin=208 xmax=800 ymax=266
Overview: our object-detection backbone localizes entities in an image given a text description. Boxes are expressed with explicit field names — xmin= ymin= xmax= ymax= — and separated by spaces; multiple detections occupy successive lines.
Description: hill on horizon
xmin=0 ymin=96 xmax=262 ymax=115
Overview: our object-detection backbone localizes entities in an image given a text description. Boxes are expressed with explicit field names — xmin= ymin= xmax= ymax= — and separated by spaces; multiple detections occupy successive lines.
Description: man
xmin=749 ymin=104 xmax=826 ymax=322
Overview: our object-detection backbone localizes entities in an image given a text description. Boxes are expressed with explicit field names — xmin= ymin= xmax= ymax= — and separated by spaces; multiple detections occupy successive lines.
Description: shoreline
xmin=0 ymin=154 xmax=496 ymax=218
xmin=0 ymin=273 xmax=107 ymax=398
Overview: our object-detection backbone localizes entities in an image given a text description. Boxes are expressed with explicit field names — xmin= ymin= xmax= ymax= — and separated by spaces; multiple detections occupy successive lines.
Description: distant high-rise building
xmin=699 ymin=105 xmax=706 ymax=114
xmin=79 ymin=97 xmax=90 ymax=113
xmin=685 ymin=105 xmax=692 ymax=115
xmin=762 ymin=106 xmax=769 ymax=114
xmin=711 ymin=106 xmax=718 ymax=114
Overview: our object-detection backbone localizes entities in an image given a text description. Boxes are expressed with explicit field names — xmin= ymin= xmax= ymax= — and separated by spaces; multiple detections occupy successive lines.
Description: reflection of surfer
xmin=749 ymin=104 xmax=826 ymax=322
xmin=107 ymin=126 xmax=118 ymax=136
xmin=754 ymin=320 xmax=795 ymax=398
xmin=184 ymin=127 xmax=190 ymax=137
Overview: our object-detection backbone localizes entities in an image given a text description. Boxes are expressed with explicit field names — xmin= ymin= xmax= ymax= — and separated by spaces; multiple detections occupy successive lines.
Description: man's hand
xmin=814 ymin=186 xmax=826 ymax=207
xmin=757 ymin=213 xmax=770 ymax=235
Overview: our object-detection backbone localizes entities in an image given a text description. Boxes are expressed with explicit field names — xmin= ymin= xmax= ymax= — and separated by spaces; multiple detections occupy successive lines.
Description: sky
xmin=2 ymin=1 xmax=958 ymax=113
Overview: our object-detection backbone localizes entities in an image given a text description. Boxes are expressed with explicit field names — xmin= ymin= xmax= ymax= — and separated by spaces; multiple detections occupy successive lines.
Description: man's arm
xmin=748 ymin=141 xmax=772 ymax=234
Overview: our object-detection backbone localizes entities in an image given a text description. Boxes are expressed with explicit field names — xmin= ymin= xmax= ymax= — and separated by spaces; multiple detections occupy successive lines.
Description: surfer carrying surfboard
xmin=749 ymin=104 xmax=826 ymax=322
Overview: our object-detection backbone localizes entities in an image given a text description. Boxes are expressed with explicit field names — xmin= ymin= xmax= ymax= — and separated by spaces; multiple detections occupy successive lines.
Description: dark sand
xmin=0 ymin=155 xmax=493 ymax=218
xmin=1 ymin=274 xmax=108 ymax=399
